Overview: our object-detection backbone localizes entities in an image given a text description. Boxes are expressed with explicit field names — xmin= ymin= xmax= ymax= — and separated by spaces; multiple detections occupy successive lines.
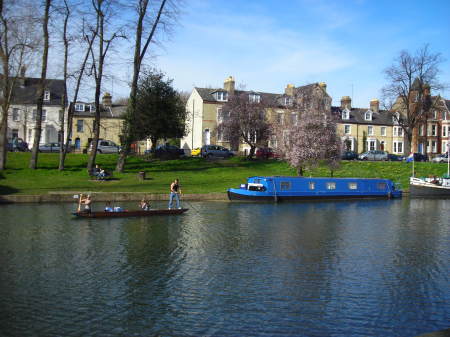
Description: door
xmin=204 ymin=129 xmax=210 ymax=145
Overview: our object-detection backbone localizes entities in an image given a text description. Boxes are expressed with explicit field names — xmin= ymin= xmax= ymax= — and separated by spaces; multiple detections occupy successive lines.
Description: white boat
xmin=409 ymin=176 xmax=450 ymax=197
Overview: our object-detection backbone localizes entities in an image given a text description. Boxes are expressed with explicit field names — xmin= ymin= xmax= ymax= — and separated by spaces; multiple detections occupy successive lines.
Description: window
xmin=368 ymin=125 xmax=374 ymax=136
xmin=431 ymin=124 xmax=437 ymax=136
xmin=12 ymin=108 xmax=19 ymax=121
xmin=89 ymin=104 xmax=96 ymax=112
xmin=442 ymin=141 xmax=448 ymax=154
xmin=42 ymin=110 xmax=46 ymax=122
xmin=427 ymin=140 xmax=430 ymax=153
xmin=342 ymin=109 xmax=349 ymax=120
xmin=215 ymin=91 xmax=228 ymax=102
xmin=309 ymin=181 xmax=315 ymax=190
xmin=377 ymin=182 xmax=386 ymax=190
xmin=368 ymin=140 xmax=376 ymax=151
xmin=28 ymin=129 xmax=32 ymax=142
xmin=443 ymin=111 xmax=448 ymax=121
xmin=393 ymin=141 xmax=403 ymax=154
xmin=419 ymin=125 xmax=425 ymax=136
xmin=75 ymin=103 xmax=85 ymax=112
xmin=365 ymin=111 xmax=372 ymax=121
xmin=394 ymin=126 xmax=403 ymax=137
xmin=277 ymin=112 xmax=284 ymax=125
xmin=12 ymin=129 xmax=18 ymax=139
xmin=380 ymin=126 xmax=386 ymax=136
xmin=432 ymin=110 xmax=437 ymax=119
xmin=59 ymin=110 xmax=63 ymax=122
xmin=344 ymin=125 xmax=351 ymax=135
xmin=326 ymin=182 xmax=336 ymax=190
xmin=32 ymin=109 xmax=37 ymax=121
xmin=76 ymin=120 xmax=84 ymax=132
xmin=392 ymin=112 xmax=400 ymax=124
xmin=44 ymin=90 xmax=50 ymax=101
xmin=291 ymin=113 xmax=298 ymax=125
xmin=348 ymin=182 xmax=358 ymax=190
xmin=284 ymin=97 xmax=293 ymax=106
xmin=249 ymin=93 xmax=260 ymax=103
xmin=442 ymin=126 xmax=447 ymax=137
xmin=432 ymin=140 xmax=437 ymax=153
xmin=280 ymin=181 xmax=291 ymax=190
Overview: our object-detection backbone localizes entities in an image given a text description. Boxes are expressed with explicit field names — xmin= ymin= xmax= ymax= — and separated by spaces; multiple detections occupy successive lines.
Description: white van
xmin=89 ymin=139 xmax=120 ymax=154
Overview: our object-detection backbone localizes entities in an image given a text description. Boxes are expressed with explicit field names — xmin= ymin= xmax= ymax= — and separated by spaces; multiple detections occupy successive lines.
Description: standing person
xmin=79 ymin=194 xmax=92 ymax=213
xmin=168 ymin=178 xmax=182 ymax=209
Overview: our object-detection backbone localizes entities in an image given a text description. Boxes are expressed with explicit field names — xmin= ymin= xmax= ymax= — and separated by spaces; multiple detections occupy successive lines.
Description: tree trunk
xmin=0 ymin=121 xmax=6 ymax=170
xmin=29 ymin=0 xmax=51 ymax=169
xmin=297 ymin=166 xmax=303 ymax=176
xmin=247 ymin=145 xmax=256 ymax=159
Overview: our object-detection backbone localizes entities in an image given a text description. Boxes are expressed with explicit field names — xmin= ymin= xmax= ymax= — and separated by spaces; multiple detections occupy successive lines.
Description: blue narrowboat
xmin=228 ymin=176 xmax=402 ymax=201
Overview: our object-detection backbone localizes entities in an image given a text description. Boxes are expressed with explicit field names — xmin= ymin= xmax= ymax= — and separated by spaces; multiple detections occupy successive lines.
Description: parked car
xmin=341 ymin=150 xmax=358 ymax=160
xmin=411 ymin=153 xmax=428 ymax=162
xmin=7 ymin=138 xmax=29 ymax=152
xmin=358 ymin=150 xmax=388 ymax=161
xmin=256 ymin=147 xmax=278 ymax=159
xmin=39 ymin=142 xmax=64 ymax=153
xmin=387 ymin=154 xmax=404 ymax=161
xmin=89 ymin=139 xmax=120 ymax=154
xmin=432 ymin=153 xmax=449 ymax=163
xmin=153 ymin=144 xmax=185 ymax=158
xmin=191 ymin=147 xmax=201 ymax=156
xmin=201 ymin=145 xmax=234 ymax=158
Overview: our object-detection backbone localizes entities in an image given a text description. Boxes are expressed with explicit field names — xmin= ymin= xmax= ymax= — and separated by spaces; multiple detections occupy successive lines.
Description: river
xmin=0 ymin=199 xmax=449 ymax=336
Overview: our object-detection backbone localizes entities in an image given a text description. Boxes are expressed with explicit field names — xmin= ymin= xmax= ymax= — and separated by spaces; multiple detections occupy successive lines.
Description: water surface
xmin=0 ymin=199 xmax=449 ymax=336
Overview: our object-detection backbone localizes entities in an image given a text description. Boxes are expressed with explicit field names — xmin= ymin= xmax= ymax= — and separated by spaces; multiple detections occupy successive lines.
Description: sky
xmin=111 ymin=0 xmax=450 ymax=108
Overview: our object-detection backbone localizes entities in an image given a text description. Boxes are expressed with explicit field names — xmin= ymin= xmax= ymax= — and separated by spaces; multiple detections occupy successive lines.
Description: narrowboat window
xmin=348 ymin=182 xmax=358 ymax=190
xmin=326 ymin=182 xmax=336 ymax=190
xmin=309 ymin=181 xmax=315 ymax=190
xmin=254 ymin=179 xmax=261 ymax=184
xmin=377 ymin=182 xmax=387 ymax=190
xmin=280 ymin=181 xmax=291 ymax=190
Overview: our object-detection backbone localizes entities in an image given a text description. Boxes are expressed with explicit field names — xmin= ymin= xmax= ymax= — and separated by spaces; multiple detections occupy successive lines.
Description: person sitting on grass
xmin=93 ymin=164 xmax=106 ymax=180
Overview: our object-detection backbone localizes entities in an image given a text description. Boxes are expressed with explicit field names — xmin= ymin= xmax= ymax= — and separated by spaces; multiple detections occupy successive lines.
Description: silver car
xmin=432 ymin=153 xmax=449 ymax=163
xmin=89 ymin=140 xmax=120 ymax=154
xmin=358 ymin=150 xmax=388 ymax=161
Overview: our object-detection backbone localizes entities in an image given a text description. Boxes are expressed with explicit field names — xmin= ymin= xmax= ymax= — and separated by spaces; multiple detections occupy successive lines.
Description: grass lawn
xmin=0 ymin=153 xmax=449 ymax=195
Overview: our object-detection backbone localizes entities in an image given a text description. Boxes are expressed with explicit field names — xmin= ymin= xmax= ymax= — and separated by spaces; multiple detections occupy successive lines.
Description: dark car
xmin=413 ymin=153 xmax=428 ymax=162
xmin=256 ymin=147 xmax=278 ymax=159
xmin=201 ymin=145 xmax=234 ymax=158
xmin=387 ymin=154 xmax=404 ymax=161
xmin=341 ymin=150 xmax=358 ymax=160
xmin=153 ymin=144 xmax=185 ymax=158
xmin=7 ymin=138 xmax=29 ymax=152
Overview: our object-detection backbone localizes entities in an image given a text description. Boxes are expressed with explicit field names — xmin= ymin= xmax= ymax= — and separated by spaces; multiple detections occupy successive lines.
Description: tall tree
xmin=86 ymin=0 xmax=124 ymax=173
xmin=218 ymin=91 xmax=271 ymax=159
xmin=127 ymin=70 xmax=187 ymax=149
xmin=116 ymin=0 xmax=177 ymax=172
xmin=29 ymin=0 xmax=51 ymax=169
xmin=382 ymin=44 xmax=444 ymax=154
xmin=0 ymin=0 xmax=39 ymax=169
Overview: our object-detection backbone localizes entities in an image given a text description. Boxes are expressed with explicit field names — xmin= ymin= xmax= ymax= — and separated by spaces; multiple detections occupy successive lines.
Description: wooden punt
xmin=73 ymin=208 xmax=188 ymax=218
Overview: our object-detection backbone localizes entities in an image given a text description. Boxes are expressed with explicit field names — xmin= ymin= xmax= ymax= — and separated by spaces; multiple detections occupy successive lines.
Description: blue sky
xmin=116 ymin=0 xmax=450 ymax=108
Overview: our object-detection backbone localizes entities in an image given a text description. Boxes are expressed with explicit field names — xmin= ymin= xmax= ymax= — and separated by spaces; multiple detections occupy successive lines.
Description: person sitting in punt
xmin=104 ymin=201 xmax=113 ymax=212
xmin=139 ymin=199 xmax=150 ymax=211
xmin=114 ymin=206 xmax=124 ymax=212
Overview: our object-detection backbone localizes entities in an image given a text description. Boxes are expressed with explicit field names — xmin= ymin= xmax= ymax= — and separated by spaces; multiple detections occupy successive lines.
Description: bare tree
xmin=218 ymin=91 xmax=272 ymax=159
xmin=29 ymin=0 xmax=52 ymax=169
xmin=116 ymin=0 xmax=179 ymax=172
xmin=382 ymin=44 xmax=444 ymax=154
xmin=0 ymin=0 xmax=39 ymax=169
xmin=86 ymin=0 xmax=125 ymax=173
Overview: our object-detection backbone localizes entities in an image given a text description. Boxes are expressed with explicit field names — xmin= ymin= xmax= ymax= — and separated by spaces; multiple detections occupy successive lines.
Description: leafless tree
xmin=29 ymin=0 xmax=52 ymax=169
xmin=116 ymin=0 xmax=179 ymax=172
xmin=382 ymin=44 xmax=444 ymax=154
xmin=0 ymin=0 xmax=39 ymax=169
xmin=86 ymin=0 xmax=125 ymax=173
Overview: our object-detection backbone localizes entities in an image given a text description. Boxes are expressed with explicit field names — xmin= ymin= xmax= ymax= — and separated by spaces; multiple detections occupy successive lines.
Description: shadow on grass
xmin=0 ymin=185 xmax=20 ymax=196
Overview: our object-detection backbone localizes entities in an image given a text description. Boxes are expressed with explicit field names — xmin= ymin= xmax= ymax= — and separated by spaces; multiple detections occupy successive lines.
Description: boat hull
xmin=409 ymin=184 xmax=450 ymax=197
xmin=227 ymin=190 xmax=400 ymax=202
xmin=73 ymin=208 xmax=188 ymax=218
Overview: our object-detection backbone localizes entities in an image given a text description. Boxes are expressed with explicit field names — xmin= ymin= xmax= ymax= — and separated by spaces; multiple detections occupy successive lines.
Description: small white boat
xmin=409 ymin=176 xmax=450 ymax=197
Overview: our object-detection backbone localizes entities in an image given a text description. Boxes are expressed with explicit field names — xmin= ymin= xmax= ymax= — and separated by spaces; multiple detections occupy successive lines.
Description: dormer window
xmin=249 ymin=93 xmax=261 ymax=103
xmin=284 ymin=97 xmax=293 ymax=106
xmin=364 ymin=111 xmax=372 ymax=121
xmin=214 ymin=91 xmax=228 ymax=102
xmin=342 ymin=109 xmax=349 ymax=120
xmin=44 ymin=90 xmax=50 ymax=101
xmin=89 ymin=104 xmax=96 ymax=112
xmin=392 ymin=112 xmax=400 ymax=124
xmin=74 ymin=103 xmax=85 ymax=112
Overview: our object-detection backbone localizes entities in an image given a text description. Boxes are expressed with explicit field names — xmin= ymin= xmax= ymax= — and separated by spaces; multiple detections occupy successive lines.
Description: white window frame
xmin=277 ymin=112 xmax=284 ymax=125
xmin=291 ymin=113 xmax=298 ymax=125
xmin=12 ymin=108 xmax=20 ymax=121
xmin=249 ymin=93 xmax=261 ymax=103
xmin=431 ymin=124 xmax=437 ymax=136
xmin=442 ymin=141 xmax=448 ymax=154
xmin=368 ymin=139 xmax=376 ymax=151
xmin=393 ymin=141 xmax=403 ymax=154
xmin=394 ymin=126 xmax=403 ymax=137
xmin=367 ymin=125 xmax=374 ymax=136
xmin=342 ymin=109 xmax=349 ymax=120
xmin=284 ymin=97 xmax=292 ymax=106
xmin=380 ymin=126 xmax=386 ymax=136
xmin=432 ymin=140 xmax=437 ymax=153
xmin=326 ymin=182 xmax=336 ymax=190
xmin=215 ymin=91 xmax=228 ymax=102
xmin=442 ymin=125 xmax=447 ymax=137
xmin=42 ymin=109 xmax=47 ymax=122
xmin=75 ymin=103 xmax=85 ymax=112
xmin=344 ymin=124 xmax=351 ymax=135
xmin=365 ymin=111 xmax=372 ymax=121
xmin=419 ymin=125 xmax=424 ymax=136
xmin=44 ymin=90 xmax=50 ymax=101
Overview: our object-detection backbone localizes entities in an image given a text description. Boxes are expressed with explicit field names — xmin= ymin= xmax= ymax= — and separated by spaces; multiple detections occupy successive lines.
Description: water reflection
xmin=0 ymin=199 xmax=449 ymax=336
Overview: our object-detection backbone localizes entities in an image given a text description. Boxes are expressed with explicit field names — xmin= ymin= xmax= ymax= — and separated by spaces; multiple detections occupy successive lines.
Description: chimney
xmin=318 ymin=82 xmax=327 ymax=92
xmin=370 ymin=99 xmax=379 ymax=113
xmin=341 ymin=96 xmax=351 ymax=110
xmin=223 ymin=76 xmax=235 ymax=95
xmin=102 ymin=92 xmax=112 ymax=107
xmin=285 ymin=84 xmax=295 ymax=96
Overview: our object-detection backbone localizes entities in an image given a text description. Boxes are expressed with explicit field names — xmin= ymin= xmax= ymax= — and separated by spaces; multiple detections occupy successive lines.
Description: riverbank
xmin=1 ymin=153 xmax=448 ymax=198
